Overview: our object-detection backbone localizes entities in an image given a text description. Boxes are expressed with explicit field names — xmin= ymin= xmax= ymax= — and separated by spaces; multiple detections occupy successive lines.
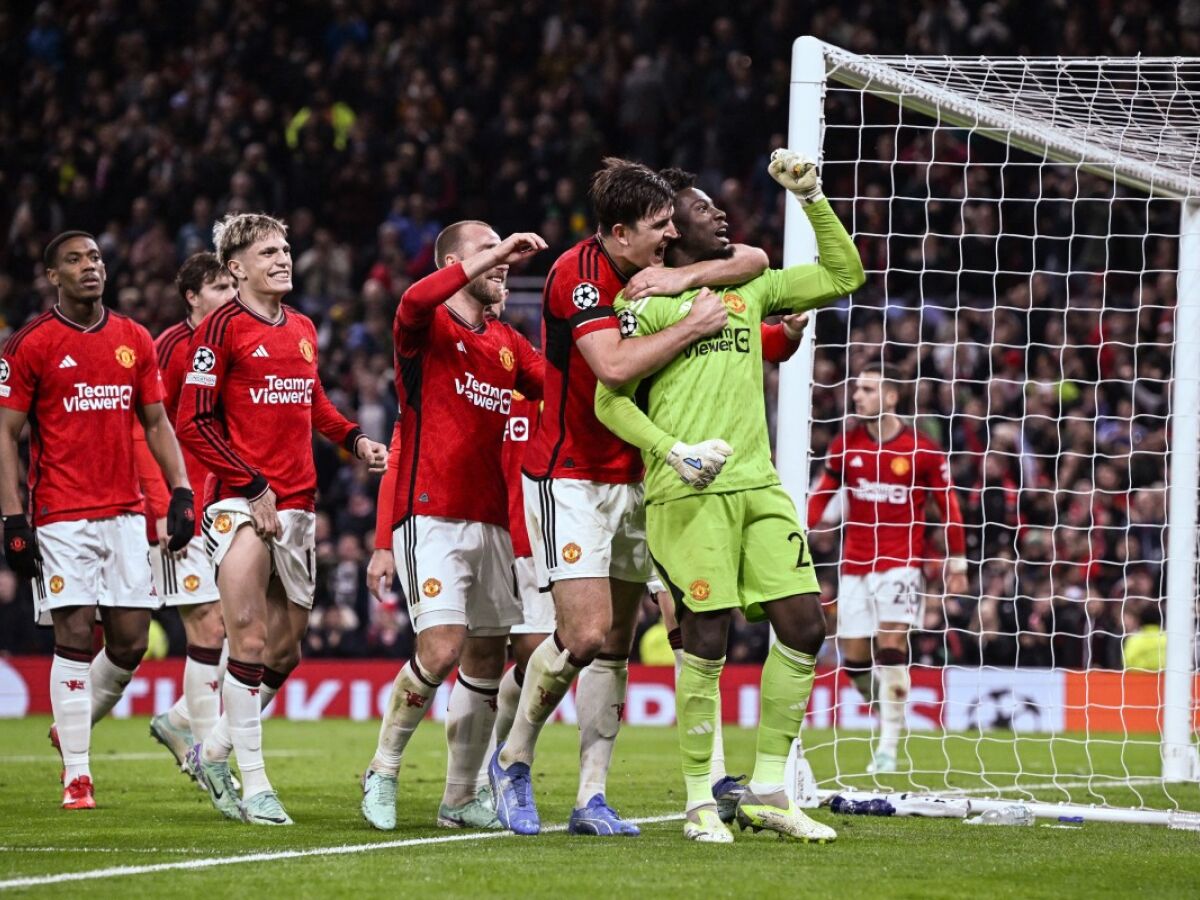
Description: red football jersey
xmin=154 ymin=320 xmax=209 ymax=535
xmin=503 ymin=394 xmax=539 ymax=559
xmin=388 ymin=264 xmax=543 ymax=530
xmin=175 ymin=299 xmax=361 ymax=512
xmin=523 ymin=236 xmax=643 ymax=484
xmin=0 ymin=307 xmax=164 ymax=526
xmin=807 ymin=424 xmax=965 ymax=575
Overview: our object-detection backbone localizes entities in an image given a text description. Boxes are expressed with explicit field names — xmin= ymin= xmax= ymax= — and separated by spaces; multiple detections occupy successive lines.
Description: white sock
xmin=90 ymin=649 xmax=135 ymax=725
xmin=443 ymin=673 xmax=500 ymax=806
xmin=500 ymin=636 xmax=583 ymax=768
xmin=205 ymin=713 xmax=234 ymax=762
xmin=219 ymin=664 xmax=269 ymax=797
xmin=178 ymin=645 xmax=223 ymax=740
xmin=371 ymin=656 xmax=440 ymax=777
xmin=51 ymin=653 xmax=92 ymax=782
xmin=478 ymin=665 xmax=522 ymax=790
xmin=877 ymin=665 xmax=910 ymax=756
xmin=260 ymin=666 xmax=287 ymax=712
xmin=575 ymin=656 xmax=628 ymax=807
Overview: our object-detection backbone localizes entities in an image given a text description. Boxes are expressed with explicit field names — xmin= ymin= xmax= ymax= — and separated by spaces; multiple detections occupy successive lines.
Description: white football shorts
xmin=523 ymin=475 xmax=652 ymax=589
xmin=393 ymin=515 xmax=521 ymax=636
xmin=511 ymin=555 xmax=555 ymax=635
xmin=32 ymin=514 xmax=155 ymax=625
xmin=203 ymin=499 xmax=316 ymax=610
xmin=150 ymin=535 xmax=220 ymax=607
xmin=837 ymin=566 xmax=926 ymax=638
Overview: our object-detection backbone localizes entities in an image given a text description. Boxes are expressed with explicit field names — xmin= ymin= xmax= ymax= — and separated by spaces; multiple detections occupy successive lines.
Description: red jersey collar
xmin=235 ymin=295 xmax=287 ymax=326
xmin=52 ymin=304 xmax=109 ymax=333
xmin=592 ymin=235 xmax=630 ymax=285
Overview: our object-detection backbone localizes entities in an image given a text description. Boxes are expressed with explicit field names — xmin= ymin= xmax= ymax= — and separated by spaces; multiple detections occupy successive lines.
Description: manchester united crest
xmin=49 ymin=575 xmax=65 ymax=594
xmin=562 ymin=543 xmax=582 ymax=564
xmin=299 ymin=339 xmax=314 ymax=363
xmin=115 ymin=345 xmax=136 ymax=368
xmin=422 ymin=578 xmax=442 ymax=598
xmin=499 ymin=347 xmax=515 ymax=371
xmin=689 ymin=579 xmax=711 ymax=601
xmin=723 ymin=294 xmax=746 ymax=314
xmin=184 ymin=574 xmax=201 ymax=592
xmin=891 ymin=457 xmax=911 ymax=477
xmin=213 ymin=513 xmax=233 ymax=534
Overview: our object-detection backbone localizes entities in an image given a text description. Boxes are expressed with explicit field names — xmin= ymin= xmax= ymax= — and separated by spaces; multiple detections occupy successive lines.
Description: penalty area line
xmin=0 ymin=814 xmax=684 ymax=890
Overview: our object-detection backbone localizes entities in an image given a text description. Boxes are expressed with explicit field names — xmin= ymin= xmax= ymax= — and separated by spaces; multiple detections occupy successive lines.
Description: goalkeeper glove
xmin=165 ymin=487 xmax=196 ymax=553
xmin=768 ymin=149 xmax=825 ymax=205
xmin=666 ymin=439 xmax=734 ymax=490
xmin=3 ymin=514 xmax=42 ymax=579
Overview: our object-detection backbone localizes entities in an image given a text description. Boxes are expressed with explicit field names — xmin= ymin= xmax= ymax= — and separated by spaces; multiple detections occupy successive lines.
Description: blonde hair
xmin=212 ymin=213 xmax=288 ymax=265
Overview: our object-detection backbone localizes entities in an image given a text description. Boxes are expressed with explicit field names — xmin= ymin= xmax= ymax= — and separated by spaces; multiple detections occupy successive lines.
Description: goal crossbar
xmin=821 ymin=43 xmax=1200 ymax=199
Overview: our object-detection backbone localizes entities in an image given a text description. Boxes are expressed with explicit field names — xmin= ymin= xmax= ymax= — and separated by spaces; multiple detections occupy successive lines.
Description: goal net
xmin=779 ymin=40 xmax=1200 ymax=825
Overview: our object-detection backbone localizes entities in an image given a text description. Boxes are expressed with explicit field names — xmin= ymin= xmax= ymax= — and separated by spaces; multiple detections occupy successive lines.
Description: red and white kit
xmin=522 ymin=236 xmax=650 ymax=587
xmin=807 ymin=424 xmax=965 ymax=636
xmin=0 ymin=307 xmax=162 ymax=620
xmin=137 ymin=320 xmax=220 ymax=606
xmin=387 ymin=263 xmax=543 ymax=635
xmin=504 ymin=393 xmax=554 ymax=634
xmin=175 ymin=299 xmax=363 ymax=609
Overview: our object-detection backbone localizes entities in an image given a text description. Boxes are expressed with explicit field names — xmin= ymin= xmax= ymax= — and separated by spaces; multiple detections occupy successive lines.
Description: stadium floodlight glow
xmin=778 ymin=36 xmax=1200 ymax=826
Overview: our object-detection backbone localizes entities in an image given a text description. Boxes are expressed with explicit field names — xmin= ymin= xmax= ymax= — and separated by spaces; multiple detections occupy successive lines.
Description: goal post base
xmin=814 ymin=789 xmax=1200 ymax=828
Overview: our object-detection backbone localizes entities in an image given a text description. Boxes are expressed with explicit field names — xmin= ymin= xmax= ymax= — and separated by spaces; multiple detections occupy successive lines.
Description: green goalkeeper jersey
xmin=595 ymin=198 xmax=864 ymax=505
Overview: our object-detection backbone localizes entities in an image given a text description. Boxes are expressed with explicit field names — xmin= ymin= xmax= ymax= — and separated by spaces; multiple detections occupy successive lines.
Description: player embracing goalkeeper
xmin=595 ymin=150 xmax=865 ymax=843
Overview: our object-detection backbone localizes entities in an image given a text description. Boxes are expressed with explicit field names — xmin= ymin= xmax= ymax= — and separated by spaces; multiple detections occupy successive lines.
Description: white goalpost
xmin=778 ymin=37 xmax=1200 ymax=826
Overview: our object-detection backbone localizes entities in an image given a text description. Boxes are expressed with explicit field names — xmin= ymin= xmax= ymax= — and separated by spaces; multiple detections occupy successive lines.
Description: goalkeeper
xmin=595 ymin=150 xmax=864 ymax=844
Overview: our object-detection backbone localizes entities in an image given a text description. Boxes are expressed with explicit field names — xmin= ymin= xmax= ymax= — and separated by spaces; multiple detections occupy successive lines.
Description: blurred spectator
xmin=0 ymin=1 xmax=1191 ymax=667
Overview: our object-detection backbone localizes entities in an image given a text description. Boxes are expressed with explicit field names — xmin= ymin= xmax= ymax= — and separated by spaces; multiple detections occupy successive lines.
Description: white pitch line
xmin=0 ymin=750 xmax=317 ymax=764
xmin=0 ymin=814 xmax=684 ymax=890
xmin=0 ymin=848 xmax=212 ymax=855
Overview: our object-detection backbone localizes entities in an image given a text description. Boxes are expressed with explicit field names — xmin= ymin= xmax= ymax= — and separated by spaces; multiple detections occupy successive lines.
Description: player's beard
xmin=466 ymin=276 xmax=502 ymax=309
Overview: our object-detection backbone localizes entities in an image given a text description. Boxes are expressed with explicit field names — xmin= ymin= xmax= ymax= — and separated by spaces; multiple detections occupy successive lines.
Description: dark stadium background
xmin=0 ymin=0 xmax=1185 ymax=665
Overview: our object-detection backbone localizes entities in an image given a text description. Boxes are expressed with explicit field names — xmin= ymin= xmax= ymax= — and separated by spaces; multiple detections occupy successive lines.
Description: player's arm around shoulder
xmin=577 ymin=286 xmax=728 ymax=389
xmin=624 ymin=244 xmax=769 ymax=302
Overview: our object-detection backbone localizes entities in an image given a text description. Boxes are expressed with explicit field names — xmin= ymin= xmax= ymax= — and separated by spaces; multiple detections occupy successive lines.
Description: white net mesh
xmin=800 ymin=50 xmax=1200 ymax=815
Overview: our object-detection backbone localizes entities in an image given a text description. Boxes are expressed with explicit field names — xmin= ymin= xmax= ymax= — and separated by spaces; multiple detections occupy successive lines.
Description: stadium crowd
xmin=0 ymin=0 xmax=1186 ymax=667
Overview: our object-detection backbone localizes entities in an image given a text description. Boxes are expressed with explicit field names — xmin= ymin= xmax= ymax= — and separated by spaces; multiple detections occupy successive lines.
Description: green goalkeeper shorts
xmin=646 ymin=484 xmax=820 ymax=623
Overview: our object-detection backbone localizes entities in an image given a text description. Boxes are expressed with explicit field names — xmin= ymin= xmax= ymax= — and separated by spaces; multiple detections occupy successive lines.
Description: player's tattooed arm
xmin=624 ymin=244 xmax=769 ymax=302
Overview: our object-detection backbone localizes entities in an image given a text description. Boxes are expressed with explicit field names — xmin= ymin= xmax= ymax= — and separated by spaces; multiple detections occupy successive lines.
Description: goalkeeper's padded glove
xmin=165 ymin=487 xmax=196 ymax=553
xmin=768 ymin=149 xmax=825 ymax=205
xmin=666 ymin=439 xmax=734 ymax=490
xmin=3 ymin=514 xmax=42 ymax=579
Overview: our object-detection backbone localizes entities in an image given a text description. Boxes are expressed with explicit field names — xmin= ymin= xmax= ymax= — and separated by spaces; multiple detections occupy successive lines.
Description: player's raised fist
xmin=495 ymin=232 xmax=548 ymax=265
xmin=768 ymin=149 xmax=824 ymax=204
xmin=684 ymin=287 xmax=728 ymax=338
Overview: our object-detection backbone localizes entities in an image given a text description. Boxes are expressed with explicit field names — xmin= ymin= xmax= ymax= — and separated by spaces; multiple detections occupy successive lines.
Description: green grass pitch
xmin=1 ymin=717 xmax=1197 ymax=898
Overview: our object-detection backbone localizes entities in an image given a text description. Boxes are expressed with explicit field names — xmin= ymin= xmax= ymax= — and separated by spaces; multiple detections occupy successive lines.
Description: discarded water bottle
xmin=963 ymin=804 xmax=1034 ymax=826
xmin=829 ymin=794 xmax=896 ymax=817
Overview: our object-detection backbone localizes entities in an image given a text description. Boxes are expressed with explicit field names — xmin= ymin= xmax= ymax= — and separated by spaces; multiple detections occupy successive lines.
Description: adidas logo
xmin=252 ymin=345 xmax=270 ymax=358
xmin=59 ymin=355 xmax=77 ymax=369
xmin=686 ymin=721 xmax=715 ymax=736
xmin=850 ymin=456 xmax=864 ymax=468
xmin=456 ymin=341 xmax=467 ymax=354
